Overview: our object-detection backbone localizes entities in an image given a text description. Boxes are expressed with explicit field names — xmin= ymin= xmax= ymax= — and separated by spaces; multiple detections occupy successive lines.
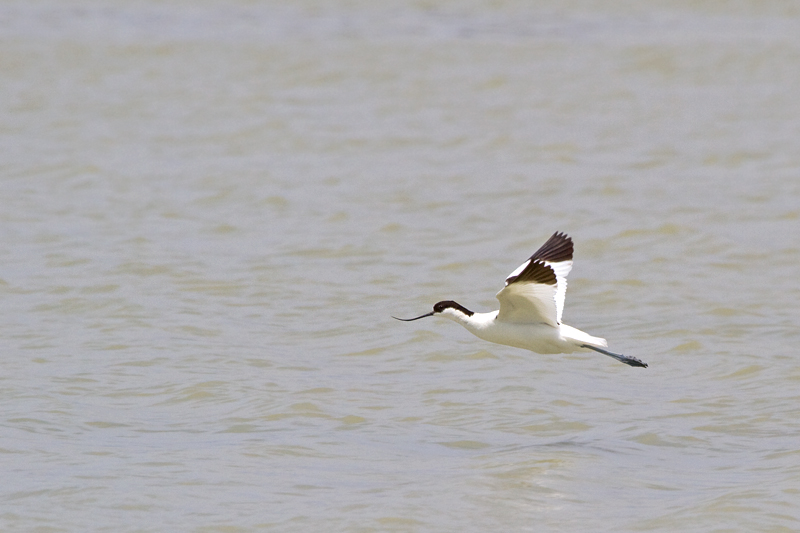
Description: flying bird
xmin=393 ymin=232 xmax=647 ymax=368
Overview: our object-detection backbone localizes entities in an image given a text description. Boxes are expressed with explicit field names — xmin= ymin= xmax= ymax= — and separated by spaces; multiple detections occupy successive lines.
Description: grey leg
xmin=581 ymin=344 xmax=648 ymax=368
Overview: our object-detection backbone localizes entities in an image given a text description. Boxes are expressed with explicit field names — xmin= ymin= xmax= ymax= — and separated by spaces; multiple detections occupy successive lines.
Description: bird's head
xmin=393 ymin=300 xmax=474 ymax=322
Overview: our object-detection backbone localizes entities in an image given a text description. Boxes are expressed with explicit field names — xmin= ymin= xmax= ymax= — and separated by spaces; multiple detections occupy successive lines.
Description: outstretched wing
xmin=496 ymin=232 xmax=573 ymax=326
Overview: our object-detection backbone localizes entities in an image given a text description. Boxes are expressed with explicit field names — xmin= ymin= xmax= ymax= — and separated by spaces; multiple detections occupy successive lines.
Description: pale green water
xmin=2 ymin=1 xmax=800 ymax=532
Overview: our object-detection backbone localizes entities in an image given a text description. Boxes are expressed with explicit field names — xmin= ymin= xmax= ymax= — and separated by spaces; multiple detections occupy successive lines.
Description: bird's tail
xmin=561 ymin=325 xmax=647 ymax=368
xmin=560 ymin=324 xmax=608 ymax=349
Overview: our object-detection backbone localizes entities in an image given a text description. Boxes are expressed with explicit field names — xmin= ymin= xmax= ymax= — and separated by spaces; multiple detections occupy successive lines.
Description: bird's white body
xmin=437 ymin=308 xmax=607 ymax=355
xmin=394 ymin=232 xmax=647 ymax=368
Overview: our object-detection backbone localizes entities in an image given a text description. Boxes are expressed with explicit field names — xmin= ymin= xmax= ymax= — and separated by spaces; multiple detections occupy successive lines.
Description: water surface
xmin=2 ymin=1 xmax=800 ymax=531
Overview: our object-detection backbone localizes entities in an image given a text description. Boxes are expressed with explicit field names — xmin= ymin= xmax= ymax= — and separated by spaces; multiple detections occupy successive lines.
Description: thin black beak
xmin=392 ymin=312 xmax=434 ymax=321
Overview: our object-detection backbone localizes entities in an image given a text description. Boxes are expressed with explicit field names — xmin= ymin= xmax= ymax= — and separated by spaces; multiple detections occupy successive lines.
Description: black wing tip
xmin=505 ymin=230 xmax=572 ymax=286
xmin=530 ymin=231 xmax=573 ymax=263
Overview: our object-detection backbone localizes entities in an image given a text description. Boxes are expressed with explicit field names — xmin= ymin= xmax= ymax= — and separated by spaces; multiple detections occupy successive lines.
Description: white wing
xmin=496 ymin=232 xmax=573 ymax=326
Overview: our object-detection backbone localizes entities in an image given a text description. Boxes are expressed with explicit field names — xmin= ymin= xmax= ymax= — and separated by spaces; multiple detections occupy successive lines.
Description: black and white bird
xmin=394 ymin=232 xmax=647 ymax=368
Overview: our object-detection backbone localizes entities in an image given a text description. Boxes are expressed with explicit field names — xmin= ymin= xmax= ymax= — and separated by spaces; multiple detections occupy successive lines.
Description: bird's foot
xmin=580 ymin=344 xmax=648 ymax=368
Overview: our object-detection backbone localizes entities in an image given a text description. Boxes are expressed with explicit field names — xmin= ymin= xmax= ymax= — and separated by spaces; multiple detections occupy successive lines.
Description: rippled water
xmin=2 ymin=1 xmax=800 ymax=531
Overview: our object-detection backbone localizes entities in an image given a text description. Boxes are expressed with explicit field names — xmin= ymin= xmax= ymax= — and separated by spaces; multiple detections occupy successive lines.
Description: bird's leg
xmin=580 ymin=344 xmax=648 ymax=368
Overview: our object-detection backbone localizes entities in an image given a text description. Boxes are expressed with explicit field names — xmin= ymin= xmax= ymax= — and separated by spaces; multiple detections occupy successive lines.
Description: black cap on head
xmin=393 ymin=300 xmax=474 ymax=322
xmin=433 ymin=300 xmax=474 ymax=317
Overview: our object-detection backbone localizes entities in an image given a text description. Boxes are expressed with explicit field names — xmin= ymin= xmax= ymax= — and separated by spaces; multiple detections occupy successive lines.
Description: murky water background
xmin=2 ymin=1 xmax=800 ymax=531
